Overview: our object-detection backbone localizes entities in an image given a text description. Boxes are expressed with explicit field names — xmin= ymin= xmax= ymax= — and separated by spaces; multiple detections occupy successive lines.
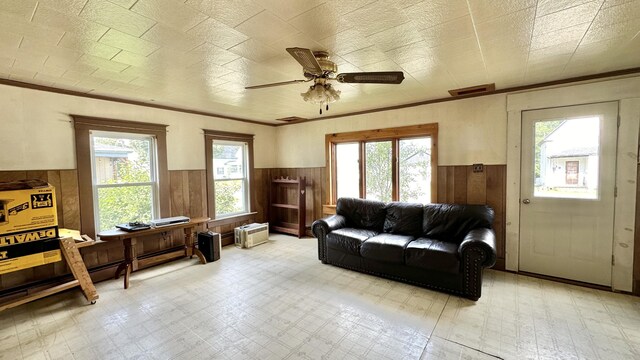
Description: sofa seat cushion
xmin=360 ymin=233 xmax=415 ymax=264
xmin=405 ymin=238 xmax=460 ymax=274
xmin=327 ymin=228 xmax=378 ymax=255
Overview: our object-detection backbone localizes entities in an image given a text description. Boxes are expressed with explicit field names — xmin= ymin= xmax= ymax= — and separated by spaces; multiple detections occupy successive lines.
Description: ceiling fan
xmin=245 ymin=47 xmax=405 ymax=114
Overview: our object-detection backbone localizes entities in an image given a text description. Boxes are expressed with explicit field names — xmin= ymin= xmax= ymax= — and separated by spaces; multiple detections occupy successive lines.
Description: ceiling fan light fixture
xmin=301 ymin=82 xmax=341 ymax=112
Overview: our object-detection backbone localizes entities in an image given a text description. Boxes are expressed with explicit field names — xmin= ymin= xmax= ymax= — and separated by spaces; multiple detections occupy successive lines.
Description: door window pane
xmin=399 ymin=137 xmax=432 ymax=203
xmin=534 ymin=117 xmax=599 ymax=199
xmin=213 ymin=141 xmax=248 ymax=217
xmin=365 ymin=141 xmax=392 ymax=202
xmin=336 ymin=143 xmax=360 ymax=199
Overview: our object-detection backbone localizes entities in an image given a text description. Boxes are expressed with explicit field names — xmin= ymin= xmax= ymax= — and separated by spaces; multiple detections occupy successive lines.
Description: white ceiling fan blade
xmin=286 ymin=47 xmax=323 ymax=76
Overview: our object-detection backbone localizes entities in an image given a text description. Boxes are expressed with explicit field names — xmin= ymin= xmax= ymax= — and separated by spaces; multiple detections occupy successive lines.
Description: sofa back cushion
xmin=383 ymin=202 xmax=423 ymax=237
xmin=422 ymin=204 xmax=494 ymax=243
xmin=336 ymin=197 xmax=386 ymax=232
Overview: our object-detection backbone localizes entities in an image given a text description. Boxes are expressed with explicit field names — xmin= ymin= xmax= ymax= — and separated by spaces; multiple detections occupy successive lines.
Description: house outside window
xmin=535 ymin=116 xmax=599 ymax=199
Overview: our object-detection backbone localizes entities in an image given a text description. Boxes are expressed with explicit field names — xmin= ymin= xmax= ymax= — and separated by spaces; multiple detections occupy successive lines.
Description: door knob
xmin=522 ymin=199 xmax=530 ymax=204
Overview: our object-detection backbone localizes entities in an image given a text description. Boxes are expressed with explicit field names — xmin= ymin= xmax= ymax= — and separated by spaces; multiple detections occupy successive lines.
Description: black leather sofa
xmin=312 ymin=198 xmax=497 ymax=300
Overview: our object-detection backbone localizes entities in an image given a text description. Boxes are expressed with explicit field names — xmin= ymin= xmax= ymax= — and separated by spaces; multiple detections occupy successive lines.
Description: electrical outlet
xmin=472 ymin=163 xmax=484 ymax=173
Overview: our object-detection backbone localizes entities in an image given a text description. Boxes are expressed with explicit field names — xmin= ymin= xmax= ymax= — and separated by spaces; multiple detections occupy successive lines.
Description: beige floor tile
xmin=1 ymin=234 xmax=639 ymax=359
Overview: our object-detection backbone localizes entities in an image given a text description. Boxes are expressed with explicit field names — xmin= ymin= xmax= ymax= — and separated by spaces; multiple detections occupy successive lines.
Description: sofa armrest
xmin=312 ymin=214 xmax=347 ymax=238
xmin=458 ymin=228 xmax=497 ymax=268
xmin=312 ymin=215 xmax=346 ymax=263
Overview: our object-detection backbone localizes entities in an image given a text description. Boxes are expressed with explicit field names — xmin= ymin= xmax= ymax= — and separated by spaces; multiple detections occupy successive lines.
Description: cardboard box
xmin=0 ymin=238 xmax=61 ymax=274
xmin=0 ymin=180 xmax=58 ymax=247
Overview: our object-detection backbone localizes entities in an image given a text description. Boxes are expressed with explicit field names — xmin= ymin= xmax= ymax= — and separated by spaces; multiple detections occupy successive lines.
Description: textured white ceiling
xmin=0 ymin=0 xmax=638 ymax=124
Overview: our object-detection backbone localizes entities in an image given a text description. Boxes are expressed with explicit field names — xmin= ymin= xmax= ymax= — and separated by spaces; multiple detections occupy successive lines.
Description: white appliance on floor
xmin=234 ymin=223 xmax=269 ymax=248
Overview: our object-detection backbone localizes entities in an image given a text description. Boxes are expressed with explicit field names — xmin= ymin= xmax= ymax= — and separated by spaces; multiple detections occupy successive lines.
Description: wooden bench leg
xmin=114 ymin=262 xmax=126 ymax=279
xmin=184 ymin=227 xmax=206 ymax=264
xmin=121 ymin=238 xmax=137 ymax=289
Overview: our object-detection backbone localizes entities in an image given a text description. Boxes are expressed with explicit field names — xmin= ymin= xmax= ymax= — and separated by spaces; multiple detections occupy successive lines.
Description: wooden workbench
xmin=0 ymin=231 xmax=99 ymax=312
xmin=97 ymin=217 xmax=209 ymax=289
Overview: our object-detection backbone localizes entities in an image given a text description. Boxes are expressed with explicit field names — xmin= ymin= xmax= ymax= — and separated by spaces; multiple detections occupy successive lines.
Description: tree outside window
xmin=212 ymin=141 xmax=248 ymax=216
xmin=91 ymin=132 xmax=159 ymax=232
xmin=329 ymin=124 xmax=437 ymax=204
xmin=205 ymin=131 xmax=254 ymax=220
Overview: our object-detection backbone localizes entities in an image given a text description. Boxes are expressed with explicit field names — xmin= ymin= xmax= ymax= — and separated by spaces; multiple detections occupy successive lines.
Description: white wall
xmin=275 ymin=94 xmax=508 ymax=168
xmin=0 ymin=84 xmax=277 ymax=170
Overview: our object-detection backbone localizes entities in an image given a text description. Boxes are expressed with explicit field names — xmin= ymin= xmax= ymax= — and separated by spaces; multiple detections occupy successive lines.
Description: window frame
xmin=89 ymin=131 xmax=160 ymax=232
xmin=73 ymin=115 xmax=170 ymax=239
xmin=204 ymin=130 xmax=255 ymax=220
xmin=326 ymin=123 xmax=438 ymax=204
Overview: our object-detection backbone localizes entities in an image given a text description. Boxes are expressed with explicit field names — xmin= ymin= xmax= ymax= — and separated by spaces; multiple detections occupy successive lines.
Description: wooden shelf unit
xmin=269 ymin=176 xmax=306 ymax=238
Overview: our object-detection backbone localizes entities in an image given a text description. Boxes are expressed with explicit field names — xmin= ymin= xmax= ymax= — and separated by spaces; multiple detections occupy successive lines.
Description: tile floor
xmin=0 ymin=234 xmax=639 ymax=360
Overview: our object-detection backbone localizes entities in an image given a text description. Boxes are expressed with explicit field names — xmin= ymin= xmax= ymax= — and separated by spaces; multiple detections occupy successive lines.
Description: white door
xmin=519 ymin=102 xmax=618 ymax=286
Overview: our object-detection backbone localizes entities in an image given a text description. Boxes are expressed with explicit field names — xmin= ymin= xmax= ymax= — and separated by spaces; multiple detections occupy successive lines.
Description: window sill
xmin=208 ymin=212 xmax=257 ymax=226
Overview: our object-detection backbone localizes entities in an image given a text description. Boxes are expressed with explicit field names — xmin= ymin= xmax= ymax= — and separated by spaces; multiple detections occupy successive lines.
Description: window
xmin=205 ymin=130 xmax=254 ymax=219
xmin=335 ymin=143 xmax=360 ymax=199
xmin=73 ymin=116 xmax=169 ymax=238
xmin=90 ymin=132 xmax=159 ymax=232
xmin=533 ymin=116 xmax=599 ymax=199
xmin=327 ymin=124 xmax=438 ymax=204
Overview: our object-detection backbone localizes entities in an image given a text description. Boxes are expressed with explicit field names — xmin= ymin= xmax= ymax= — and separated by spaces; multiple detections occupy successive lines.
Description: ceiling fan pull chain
xmin=319 ymin=107 xmax=322 ymax=115
xmin=326 ymin=104 xmax=329 ymax=111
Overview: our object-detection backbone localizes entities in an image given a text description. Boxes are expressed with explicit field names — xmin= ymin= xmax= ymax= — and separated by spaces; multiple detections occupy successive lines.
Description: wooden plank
xmin=453 ymin=166 xmax=467 ymax=204
xmin=437 ymin=166 xmax=447 ymax=203
xmin=59 ymin=237 xmax=98 ymax=302
xmin=326 ymin=123 xmax=438 ymax=142
xmin=313 ymin=167 xmax=322 ymax=223
xmin=32 ymin=263 xmax=56 ymax=281
xmin=199 ymin=170 xmax=207 ymax=218
xmin=59 ymin=170 xmax=80 ymax=230
xmin=0 ymin=171 xmax=28 ymax=182
xmin=445 ymin=167 xmax=455 ymax=203
xmin=0 ymin=280 xmax=80 ymax=312
xmin=47 ymin=171 xmax=64 ymax=228
xmin=26 ymin=170 xmax=48 ymax=182
xmin=466 ymin=167 xmax=487 ymax=205
xmin=80 ymin=249 xmax=100 ymax=268
xmin=137 ymin=250 xmax=185 ymax=268
xmin=169 ymin=171 xmax=184 ymax=217
xmin=254 ymin=169 xmax=269 ymax=223
xmin=181 ymin=171 xmax=190 ymax=217
xmin=188 ymin=170 xmax=203 ymax=218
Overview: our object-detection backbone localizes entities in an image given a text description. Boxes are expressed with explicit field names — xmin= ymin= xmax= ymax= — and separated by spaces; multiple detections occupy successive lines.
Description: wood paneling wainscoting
xmin=254 ymin=168 xmax=326 ymax=236
xmin=0 ymin=169 xmax=210 ymax=293
xmin=437 ymin=165 xmax=506 ymax=270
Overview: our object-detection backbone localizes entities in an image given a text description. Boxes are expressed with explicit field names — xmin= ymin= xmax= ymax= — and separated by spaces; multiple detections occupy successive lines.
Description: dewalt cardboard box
xmin=0 ymin=179 xmax=58 ymax=247
xmin=0 ymin=238 xmax=61 ymax=275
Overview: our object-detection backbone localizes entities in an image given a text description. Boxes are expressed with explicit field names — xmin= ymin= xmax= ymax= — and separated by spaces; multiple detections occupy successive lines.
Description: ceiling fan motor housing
xmin=310 ymin=51 xmax=337 ymax=76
